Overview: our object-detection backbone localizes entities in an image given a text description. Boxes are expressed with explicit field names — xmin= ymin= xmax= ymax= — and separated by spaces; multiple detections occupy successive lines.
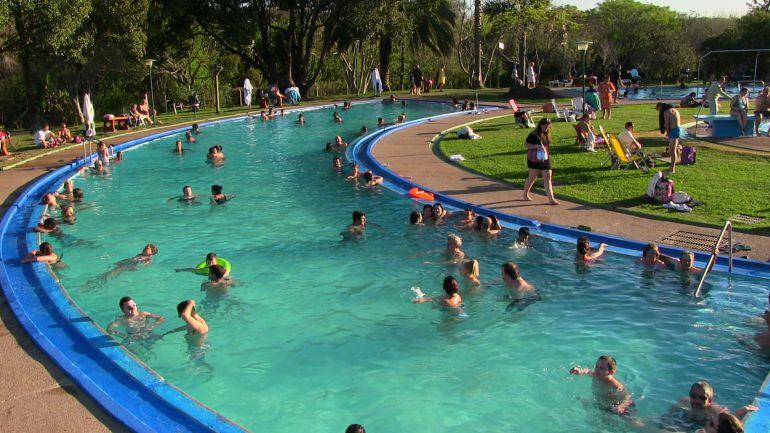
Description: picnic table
xmin=694 ymin=114 xmax=755 ymax=138
xmin=103 ymin=116 xmax=130 ymax=132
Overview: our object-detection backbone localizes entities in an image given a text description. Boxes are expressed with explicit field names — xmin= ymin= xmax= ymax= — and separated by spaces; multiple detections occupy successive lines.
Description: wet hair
xmin=642 ymin=243 xmax=659 ymax=258
xmin=518 ymin=227 xmax=530 ymax=239
xmin=73 ymin=188 xmax=84 ymax=200
xmin=61 ymin=205 xmax=74 ymax=217
xmin=489 ymin=215 xmax=501 ymax=230
xmin=577 ymin=236 xmax=591 ymax=256
xmin=209 ymin=264 xmax=227 ymax=280
xmin=298 ymin=114 xmax=304 ymax=119
xmin=42 ymin=217 xmax=58 ymax=230
xmin=443 ymin=276 xmax=459 ymax=296
xmin=473 ymin=215 xmax=485 ymax=230
xmin=362 ymin=172 xmax=373 ymax=182
xmin=352 ymin=210 xmax=365 ymax=223
xmin=211 ymin=184 xmax=223 ymax=195
xmin=433 ymin=203 xmax=444 ymax=215
xmin=448 ymin=233 xmax=462 ymax=247
xmin=625 ymin=121 xmax=634 ymax=129
xmin=714 ymin=412 xmax=744 ymax=433
xmin=145 ymin=244 xmax=159 ymax=255
xmin=690 ymin=380 xmax=714 ymax=400
xmin=208 ymin=146 xmax=217 ymax=155
xmin=462 ymin=259 xmax=479 ymax=279
xmin=205 ymin=252 xmax=218 ymax=262
xmin=39 ymin=242 xmax=53 ymax=255
xmin=176 ymin=300 xmax=192 ymax=317
xmin=183 ymin=185 xmax=192 ymax=193
xmin=41 ymin=193 xmax=55 ymax=205
xmin=325 ymin=143 xmax=333 ymax=152
xmin=597 ymin=355 xmax=617 ymax=373
xmin=409 ymin=211 xmax=421 ymax=224
xmin=501 ymin=261 xmax=520 ymax=280
xmin=333 ymin=156 xmax=341 ymax=164
xmin=119 ymin=296 xmax=132 ymax=310
xmin=360 ymin=126 xmax=368 ymax=134
xmin=377 ymin=117 xmax=384 ymax=123
xmin=422 ymin=204 xmax=434 ymax=217
xmin=191 ymin=123 xmax=199 ymax=131
xmin=345 ymin=424 xmax=366 ymax=433
xmin=681 ymin=250 xmax=694 ymax=264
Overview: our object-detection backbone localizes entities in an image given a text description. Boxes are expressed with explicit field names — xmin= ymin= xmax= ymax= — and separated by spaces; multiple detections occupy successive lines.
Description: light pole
xmin=145 ymin=59 xmax=156 ymax=124
xmin=576 ymin=41 xmax=591 ymax=115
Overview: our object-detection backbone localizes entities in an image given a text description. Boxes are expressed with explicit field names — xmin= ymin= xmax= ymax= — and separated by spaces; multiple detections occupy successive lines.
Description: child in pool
xmin=409 ymin=211 xmax=424 ymax=225
xmin=576 ymin=236 xmax=607 ymax=262
xmin=176 ymin=252 xmax=230 ymax=278
xmin=432 ymin=203 xmax=448 ymax=225
xmin=334 ymin=135 xmax=348 ymax=152
xmin=210 ymin=185 xmax=235 ymax=204
xmin=445 ymin=234 xmax=466 ymax=264
xmin=333 ymin=111 xmax=343 ymax=123
xmin=361 ymin=171 xmax=383 ymax=187
xmin=661 ymin=250 xmax=701 ymax=272
xmin=332 ymin=157 xmax=343 ymax=172
xmin=297 ymin=114 xmax=305 ymax=125
xmin=501 ymin=261 xmax=540 ymax=311
xmin=56 ymin=179 xmax=74 ymax=201
xmin=570 ymin=355 xmax=635 ymax=415
xmin=640 ymin=243 xmax=666 ymax=268
xmin=34 ymin=217 xmax=62 ymax=235
xmin=516 ymin=227 xmax=531 ymax=247
xmin=488 ymin=215 xmax=502 ymax=235
xmin=107 ymin=296 xmax=165 ymax=337
xmin=459 ymin=259 xmax=481 ymax=286
xmin=60 ymin=205 xmax=76 ymax=224
xmin=450 ymin=208 xmax=475 ymax=230
xmin=174 ymin=140 xmax=184 ymax=153
xmin=21 ymin=242 xmax=59 ymax=264
xmin=41 ymin=193 xmax=59 ymax=209
xmin=346 ymin=163 xmax=360 ymax=181
xmin=421 ymin=204 xmax=435 ymax=223
xmin=89 ymin=244 xmax=158 ymax=287
xmin=343 ymin=210 xmax=366 ymax=239
xmin=201 ymin=264 xmax=235 ymax=291
xmin=413 ymin=276 xmax=463 ymax=308
xmin=176 ymin=299 xmax=209 ymax=336
xmin=185 ymin=131 xmax=196 ymax=143
xmin=168 ymin=185 xmax=201 ymax=203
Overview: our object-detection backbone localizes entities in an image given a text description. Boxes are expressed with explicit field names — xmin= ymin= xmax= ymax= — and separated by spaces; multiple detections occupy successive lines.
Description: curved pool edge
xmin=349 ymin=109 xmax=770 ymax=432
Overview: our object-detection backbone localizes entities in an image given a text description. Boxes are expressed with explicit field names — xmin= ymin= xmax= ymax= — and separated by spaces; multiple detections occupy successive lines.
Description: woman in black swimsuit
xmin=210 ymin=184 xmax=234 ymax=205
xmin=522 ymin=118 xmax=559 ymax=205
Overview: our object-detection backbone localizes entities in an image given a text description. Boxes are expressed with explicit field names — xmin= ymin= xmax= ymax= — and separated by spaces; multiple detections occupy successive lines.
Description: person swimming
xmin=449 ymin=208 xmax=475 ymax=230
xmin=346 ymin=163 xmax=360 ymax=181
xmin=206 ymin=145 xmax=224 ymax=164
xmin=640 ymin=243 xmax=666 ymax=268
xmin=570 ymin=355 xmax=635 ymax=415
xmin=660 ymin=380 xmax=756 ymax=431
xmin=168 ymin=185 xmax=201 ymax=203
xmin=298 ymin=113 xmax=305 ymax=125
xmin=501 ymin=261 xmax=540 ymax=311
xmin=333 ymin=111 xmax=343 ymax=123
xmin=412 ymin=275 xmax=463 ymax=309
xmin=41 ymin=193 xmax=59 ymax=209
xmin=334 ymin=135 xmax=348 ymax=152
xmin=361 ymin=171 xmax=383 ymax=187
xmin=421 ymin=204 xmax=435 ymax=223
xmin=107 ymin=296 xmax=165 ymax=338
xmin=360 ymin=126 xmax=368 ymax=136
xmin=87 ymin=244 xmax=158 ymax=288
xmin=576 ymin=236 xmax=607 ymax=262
xmin=201 ymin=264 xmax=235 ymax=292
xmin=185 ymin=131 xmax=196 ymax=143
xmin=174 ymin=140 xmax=184 ymax=153
xmin=60 ymin=205 xmax=76 ymax=224
xmin=445 ymin=234 xmax=465 ymax=264
xmin=191 ymin=123 xmax=201 ymax=135
xmin=210 ymin=184 xmax=235 ymax=205
xmin=432 ymin=203 xmax=448 ymax=225
xmin=409 ymin=211 xmax=423 ymax=225
xmin=332 ymin=157 xmax=343 ymax=172
xmin=176 ymin=252 xmax=231 ymax=278
xmin=176 ymin=299 xmax=209 ymax=336
xmin=342 ymin=210 xmax=366 ymax=240
xmin=516 ymin=227 xmax=531 ymax=247
xmin=21 ymin=242 xmax=59 ymax=264
xmin=459 ymin=259 xmax=481 ymax=286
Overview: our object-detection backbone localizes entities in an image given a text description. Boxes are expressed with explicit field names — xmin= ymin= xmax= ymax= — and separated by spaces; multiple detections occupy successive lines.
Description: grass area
xmin=438 ymin=103 xmax=770 ymax=235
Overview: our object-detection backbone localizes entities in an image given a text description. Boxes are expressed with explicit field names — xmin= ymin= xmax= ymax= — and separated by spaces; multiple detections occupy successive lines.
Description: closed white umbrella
xmin=243 ymin=78 xmax=253 ymax=106
xmin=83 ymin=92 xmax=95 ymax=138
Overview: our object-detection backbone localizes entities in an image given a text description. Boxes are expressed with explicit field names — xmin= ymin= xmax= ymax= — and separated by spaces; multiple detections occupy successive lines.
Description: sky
xmin=553 ymin=0 xmax=749 ymax=17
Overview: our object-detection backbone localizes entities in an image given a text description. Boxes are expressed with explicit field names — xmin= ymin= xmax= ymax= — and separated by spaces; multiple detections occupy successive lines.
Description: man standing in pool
xmin=342 ymin=211 xmax=366 ymax=240
xmin=660 ymin=381 xmax=756 ymax=430
xmin=107 ymin=296 xmax=165 ymax=337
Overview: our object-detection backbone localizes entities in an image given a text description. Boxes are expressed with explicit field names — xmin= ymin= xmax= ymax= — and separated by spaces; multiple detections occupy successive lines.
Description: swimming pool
xmin=29 ymin=101 xmax=770 ymax=432
xmin=623 ymin=83 xmax=764 ymax=100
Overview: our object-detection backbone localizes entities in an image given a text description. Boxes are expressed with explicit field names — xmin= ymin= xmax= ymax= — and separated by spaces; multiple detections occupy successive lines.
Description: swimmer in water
xmin=422 ymin=204 xmax=435 ymax=223
xmin=360 ymin=126 xmax=368 ymax=136
xmin=60 ymin=205 xmax=76 ymax=224
xmin=704 ymin=413 xmax=745 ymax=433
xmin=343 ymin=210 xmax=366 ymax=239
xmin=260 ymin=111 xmax=269 ymax=121
xmin=661 ymin=250 xmax=701 ymax=272
xmin=41 ymin=193 xmax=59 ymax=209
xmin=191 ymin=123 xmax=201 ymax=135
xmin=176 ymin=252 xmax=230 ymax=278
xmin=333 ymin=156 xmax=343 ymax=172
xmin=298 ymin=113 xmax=305 ymax=125
xmin=201 ymin=264 xmax=235 ymax=291
xmin=639 ymin=243 xmax=666 ymax=268
xmin=176 ymin=299 xmax=209 ymax=336
xmin=113 ymin=151 xmax=124 ymax=163
xmin=755 ymin=308 xmax=770 ymax=350
xmin=432 ymin=203 xmax=448 ymax=225
xmin=71 ymin=188 xmax=84 ymax=204
xmin=459 ymin=259 xmax=481 ymax=286
xmin=346 ymin=163 xmax=360 ymax=181
xmin=185 ymin=131 xmax=196 ymax=143
xmin=207 ymin=145 xmax=224 ymax=163
xmin=174 ymin=140 xmax=184 ymax=153
xmin=488 ymin=215 xmax=502 ymax=234
xmin=576 ymin=236 xmax=607 ymax=262
xmin=56 ymin=179 xmax=74 ymax=201
xmin=324 ymin=142 xmax=334 ymax=152
xmin=333 ymin=111 xmax=343 ymax=124
xmin=91 ymin=159 xmax=107 ymax=174
xmin=396 ymin=114 xmax=405 ymax=123
xmin=168 ymin=185 xmax=201 ymax=203
xmin=501 ymin=261 xmax=540 ymax=311
xmin=334 ymin=135 xmax=348 ymax=151
xmin=96 ymin=141 xmax=111 ymax=164
xmin=210 ymin=184 xmax=235 ymax=204
xmin=390 ymin=94 xmax=397 ymax=103
xmin=413 ymin=276 xmax=463 ymax=309
xmin=445 ymin=234 xmax=465 ymax=264
xmin=516 ymin=227 xmax=531 ymax=247
xmin=450 ymin=208 xmax=475 ymax=230
xmin=87 ymin=244 xmax=158 ymax=287
xmin=34 ymin=217 xmax=62 ymax=235
xmin=21 ymin=242 xmax=59 ymax=264
xmin=569 ymin=355 xmax=635 ymax=415
xmin=409 ymin=211 xmax=424 ymax=225
xmin=361 ymin=171 xmax=383 ymax=187
xmin=377 ymin=117 xmax=386 ymax=128
xmin=107 ymin=296 xmax=165 ymax=337
xmin=661 ymin=381 xmax=756 ymax=431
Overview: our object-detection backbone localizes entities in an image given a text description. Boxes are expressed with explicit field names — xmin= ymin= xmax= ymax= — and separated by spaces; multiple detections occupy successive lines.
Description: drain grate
xmin=732 ymin=214 xmax=766 ymax=225
xmin=660 ymin=231 xmax=729 ymax=252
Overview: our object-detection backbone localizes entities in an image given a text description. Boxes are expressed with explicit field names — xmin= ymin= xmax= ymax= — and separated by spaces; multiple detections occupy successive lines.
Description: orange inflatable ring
xmin=408 ymin=187 xmax=435 ymax=201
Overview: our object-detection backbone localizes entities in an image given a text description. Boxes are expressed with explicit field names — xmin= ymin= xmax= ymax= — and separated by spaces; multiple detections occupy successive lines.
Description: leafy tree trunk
xmin=518 ymin=30 xmax=528 ymax=88
xmin=471 ymin=0 xmax=483 ymax=88
xmin=379 ymin=36 xmax=393 ymax=91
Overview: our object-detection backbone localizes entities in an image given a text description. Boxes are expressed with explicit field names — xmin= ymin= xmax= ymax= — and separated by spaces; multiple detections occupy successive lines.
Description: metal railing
xmin=694 ymin=220 xmax=733 ymax=297
xmin=81 ymin=139 xmax=94 ymax=165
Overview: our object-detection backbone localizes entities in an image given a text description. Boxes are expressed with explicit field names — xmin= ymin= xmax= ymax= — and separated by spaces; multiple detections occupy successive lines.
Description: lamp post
xmin=576 ymin=41 xmax=592 ymax=115
xmin=145 ymin=59 xmax=156 ymax=124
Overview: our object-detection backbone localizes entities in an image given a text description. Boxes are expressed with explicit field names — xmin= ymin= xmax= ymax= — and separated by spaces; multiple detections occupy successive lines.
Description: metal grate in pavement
xmin=732 ymin=214 xmax=765 ymax=225
xmin=660 ymin=231 xmax=728 ymax=252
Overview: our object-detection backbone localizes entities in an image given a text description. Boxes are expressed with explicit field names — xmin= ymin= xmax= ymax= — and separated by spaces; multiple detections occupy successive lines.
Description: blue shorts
xmin=668 ymin=127 xmax=682 ymax=139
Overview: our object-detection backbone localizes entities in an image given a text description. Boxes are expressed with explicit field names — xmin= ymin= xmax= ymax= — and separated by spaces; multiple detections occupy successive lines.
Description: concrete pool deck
xmin=1 ymin=98 xmax=769 ymax=432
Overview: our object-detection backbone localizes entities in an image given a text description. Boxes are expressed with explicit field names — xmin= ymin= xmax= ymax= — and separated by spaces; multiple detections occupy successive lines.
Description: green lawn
xmin=438 ymin=103 xmax=770 ymax=235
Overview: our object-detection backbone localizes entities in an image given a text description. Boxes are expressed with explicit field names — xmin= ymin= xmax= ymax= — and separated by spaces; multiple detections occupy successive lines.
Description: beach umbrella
xmin=83 ymin=92 xmax=96 ymax=138
xmin=243 ymin=78 xmax=253 ymax=107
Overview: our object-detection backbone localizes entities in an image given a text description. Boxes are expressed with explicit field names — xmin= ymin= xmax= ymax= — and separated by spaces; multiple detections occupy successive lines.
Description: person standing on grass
xmin=522 ymin=118 xmax=559 ymax=205
xmin=597 ymin=76 xmax=616 ymax=119
xmin=526 ymin=62 xmax=537 ymax=88
xmin=657 ymin=103 xmax=682 ymax=173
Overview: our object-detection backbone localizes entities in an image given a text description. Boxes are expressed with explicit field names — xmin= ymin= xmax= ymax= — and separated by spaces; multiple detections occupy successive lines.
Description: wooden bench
xmin=103 ymin=116 xmax=130 ymax=132
xmin=694 ymin=114 xmax=755 ymax=138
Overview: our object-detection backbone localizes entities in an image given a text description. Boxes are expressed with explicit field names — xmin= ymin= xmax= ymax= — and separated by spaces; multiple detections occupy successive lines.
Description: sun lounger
xmin=601 ymin=127 xmax=649 ymax=172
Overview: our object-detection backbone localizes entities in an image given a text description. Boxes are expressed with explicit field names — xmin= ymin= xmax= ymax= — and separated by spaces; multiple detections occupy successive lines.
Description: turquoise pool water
xmin=624 ymin=83 xmax=763 ymax=100
xmin=49 ymin=101 xmax=768 ymax=432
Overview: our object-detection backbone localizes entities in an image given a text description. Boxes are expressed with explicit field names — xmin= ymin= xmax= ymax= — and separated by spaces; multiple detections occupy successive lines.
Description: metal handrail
xmin=694 ymin=220 xmax=733 ymax=297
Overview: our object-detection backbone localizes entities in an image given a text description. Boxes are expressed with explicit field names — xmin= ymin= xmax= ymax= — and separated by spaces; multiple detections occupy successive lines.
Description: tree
xmin=701 ymin=11 xmax=770 ymax=81
xmin=748 ymin=0 xmax=770 ymax=11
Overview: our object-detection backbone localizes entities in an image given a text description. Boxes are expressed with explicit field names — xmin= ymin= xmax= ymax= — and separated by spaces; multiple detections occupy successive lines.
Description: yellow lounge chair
xmin=598 ymin=126 xmax=648 ymax=172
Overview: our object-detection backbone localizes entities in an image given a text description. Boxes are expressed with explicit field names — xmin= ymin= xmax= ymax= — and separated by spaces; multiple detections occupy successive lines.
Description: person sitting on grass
xmin=270 ymin=82 xmax=285 ymax=107
xmin=680 ymin=92 xmax=701 ymax=108
xmin=58 ymin=122 xmax=73 ymax=143
xmin=137 ymin=93 xmax=157 ymax=125
xmin=576 ymin=114 xmax=599 ymax=152
xmin=34 ymin=123 xmax=60 ymax=148
xmin=0 ymin=126 xmax=11 ymax=157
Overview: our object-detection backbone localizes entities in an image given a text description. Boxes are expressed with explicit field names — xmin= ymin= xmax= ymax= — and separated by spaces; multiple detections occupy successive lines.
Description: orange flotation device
xmin=408 ymin=187 xmax=435 ymax=201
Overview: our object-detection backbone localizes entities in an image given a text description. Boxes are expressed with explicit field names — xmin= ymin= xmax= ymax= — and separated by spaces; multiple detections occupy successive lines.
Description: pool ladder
xmin=694 ymin=220 xmax=733 ymax=297
xmin=81 ymin=139 xmax=94 ymax=165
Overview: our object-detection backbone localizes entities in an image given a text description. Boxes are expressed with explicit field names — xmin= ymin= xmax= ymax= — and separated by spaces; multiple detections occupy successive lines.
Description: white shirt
xmin=526 ymin=66 xmax=535 ymax=77
xmin=618 ymin=129 xmax=638 ymax=150
xmin=34 ymin=129 xmax=47 ymax=146
xmin=371 ymin=68 xmax=381 ymax=81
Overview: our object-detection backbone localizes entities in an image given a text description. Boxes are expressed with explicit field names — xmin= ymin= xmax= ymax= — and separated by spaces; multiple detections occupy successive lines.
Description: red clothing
xmin=598 ymin=82 xmax=616 ymax=108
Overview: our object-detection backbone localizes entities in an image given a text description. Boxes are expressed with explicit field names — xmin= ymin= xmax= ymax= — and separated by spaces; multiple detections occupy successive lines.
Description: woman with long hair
xmin=522 ymin=118 xmax=559 ymax=205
